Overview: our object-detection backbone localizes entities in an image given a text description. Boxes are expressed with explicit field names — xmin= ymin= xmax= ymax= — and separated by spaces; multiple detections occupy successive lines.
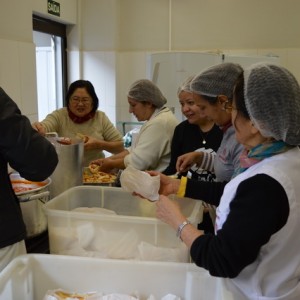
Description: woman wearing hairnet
xmin=162 ymin=75 xmax=223 ymax=180
xmin=92 ymin=79 xmax=178 ymax=172
xmin=174 ymin=63 xmax=244 ymax=232
xmin=162 ymin=75 xmax=223 ymax=234
xmin=152 ymin=63 xmax=300 ymax=299
xmin=176 ymin=63 xmax=244 ymax=183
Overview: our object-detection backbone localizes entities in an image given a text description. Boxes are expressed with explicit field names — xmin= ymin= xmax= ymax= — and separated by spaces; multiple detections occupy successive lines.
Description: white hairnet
xmin=177 ymin=75 xmax=194 ymax=96
xmin=127 ymin=79 xmax=167 ymax=108
xmin=244 ymin=63 xmax=300 ymax=145
xmin=191 ymin=63 xmax=243 ymax=98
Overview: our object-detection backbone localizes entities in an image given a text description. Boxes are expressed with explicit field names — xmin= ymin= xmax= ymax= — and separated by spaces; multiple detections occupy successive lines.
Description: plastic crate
xmin=44 ymin=186 xmax=203 ymax=262
xmin=0 ymin=254 xmax=234 ymax=300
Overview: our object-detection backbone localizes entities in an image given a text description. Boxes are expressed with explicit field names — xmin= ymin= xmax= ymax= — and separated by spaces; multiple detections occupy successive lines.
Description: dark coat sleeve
xmin=0 ymin=88 xmax=58 ymax=181
xmin=185 ymin=178 xmax=227 ymax=206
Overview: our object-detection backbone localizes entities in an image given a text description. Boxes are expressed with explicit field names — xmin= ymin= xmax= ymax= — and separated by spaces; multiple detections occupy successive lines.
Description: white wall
xmin=0 ymin=0 xmax=32 ymax=118
xmin=118 ymin=0 xmax=300 ymax=51
xmin=0 ymin=0 xmax=77 ymax=122
xmin=76 ymin=0 xmax=300 ymax=123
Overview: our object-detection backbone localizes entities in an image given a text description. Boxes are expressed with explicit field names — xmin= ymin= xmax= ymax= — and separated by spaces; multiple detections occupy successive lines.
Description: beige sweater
xmin=124 ymin=107 xmax=178 ymax=171
xmin=40 ymin=108 xmax=122 ymax=165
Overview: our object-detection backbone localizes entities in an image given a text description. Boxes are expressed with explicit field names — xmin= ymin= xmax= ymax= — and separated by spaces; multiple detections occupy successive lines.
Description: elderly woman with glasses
xmin=32 ymin=80 xmax=124 ymax=166
xmin=150 ymin=63 xmax=300 ymax=299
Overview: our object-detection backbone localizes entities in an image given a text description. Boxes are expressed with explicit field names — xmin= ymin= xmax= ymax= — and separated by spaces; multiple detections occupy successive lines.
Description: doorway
xmin=32 ymin=15 xmax=68 ymax=120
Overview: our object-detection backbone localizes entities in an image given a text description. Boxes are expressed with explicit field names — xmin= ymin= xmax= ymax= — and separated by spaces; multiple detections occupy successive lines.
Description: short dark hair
xmin=234 ymin=73 xmax=250 ymax=120
xmin=201 ymin=95 xmax=218 ymax=104
xmin=66 ymin=80 xmax=99 ymax=112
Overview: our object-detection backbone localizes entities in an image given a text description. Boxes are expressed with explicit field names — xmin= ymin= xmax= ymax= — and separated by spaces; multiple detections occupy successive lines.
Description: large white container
xmin=44 ymin=186 xmax=203 ymax=262
xmin=0 ymin=254 xmax=234 ymax=300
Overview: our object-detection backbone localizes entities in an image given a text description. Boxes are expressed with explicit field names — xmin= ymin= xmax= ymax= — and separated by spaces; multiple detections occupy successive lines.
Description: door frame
xmin=32 ymin=14 xmax=68 ymax=104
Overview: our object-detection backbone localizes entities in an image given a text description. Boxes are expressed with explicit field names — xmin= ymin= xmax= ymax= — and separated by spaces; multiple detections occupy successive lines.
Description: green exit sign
xmin=48 ymin=0 xmax=60 ymax=17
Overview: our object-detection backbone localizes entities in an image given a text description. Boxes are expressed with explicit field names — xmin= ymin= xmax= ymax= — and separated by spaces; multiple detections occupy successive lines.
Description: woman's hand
xmin=156 ymin=195 xmax=186 ymax=230
xmin=147 ymin=171 xmax=180 ymax=196
xmin=90 ymin=158 xmax=105 ymax=167
xmin=32 ymin=122 xmax=46 ymax=135
xmin=176 ymin=152 xmax=204 ymax=173
xmin=99 ymin=161 xmax=113 ymax=173
xmin=83 ymin=137 xmax=125 ymax=155
xmin=156 ymin=195 xmax=204 ymax=247
xmin=84 ymin=136 xmax=99 ymax=150
xmin=90 ymin=158 xmax=114 ymax=173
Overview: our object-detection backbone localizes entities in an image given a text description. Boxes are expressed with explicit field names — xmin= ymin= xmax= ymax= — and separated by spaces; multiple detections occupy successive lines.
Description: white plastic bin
xmin=0 ymin=254 xmax=234 ymax=300
xmin=44 ymin=186 xmax=203 ymax=262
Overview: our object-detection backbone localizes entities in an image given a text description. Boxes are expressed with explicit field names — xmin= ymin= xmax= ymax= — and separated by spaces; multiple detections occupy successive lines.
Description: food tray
xmin=82 ymin=167 xmax=117 ymax=186
xmin=10 ymin=173 xmax=51 ymax=237
xmin=10 ymin=173 xmax=51 ymax=197
xmin=0 ymin=254 xmax=234 ymax=300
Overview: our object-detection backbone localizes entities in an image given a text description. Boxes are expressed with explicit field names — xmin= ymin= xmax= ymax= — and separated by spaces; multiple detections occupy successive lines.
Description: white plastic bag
xmin=120 ymin=166 xmax=160 ymax=201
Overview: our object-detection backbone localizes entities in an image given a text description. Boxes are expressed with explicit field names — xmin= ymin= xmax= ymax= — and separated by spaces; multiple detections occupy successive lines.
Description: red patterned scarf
xmin=67 ymin=108 xmax=95 ymax=124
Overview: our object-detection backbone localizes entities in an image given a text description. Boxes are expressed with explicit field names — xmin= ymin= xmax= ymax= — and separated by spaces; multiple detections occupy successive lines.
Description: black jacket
xmin=0 ymin=88 xmax=58 ymax=248
xmin=162 ymin=120 xmax=223 ymax=178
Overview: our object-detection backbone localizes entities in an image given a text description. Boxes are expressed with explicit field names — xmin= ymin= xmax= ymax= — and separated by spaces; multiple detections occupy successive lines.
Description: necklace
xmin=200 ymin=130 xmax=209 ymax=145
xmin=198 ymin=123 xmax=214 ymax=145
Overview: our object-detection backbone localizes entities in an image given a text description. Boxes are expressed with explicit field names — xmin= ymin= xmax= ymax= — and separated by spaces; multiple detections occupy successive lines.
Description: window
xmin=33 ymin=15 xmax=68 ymax=120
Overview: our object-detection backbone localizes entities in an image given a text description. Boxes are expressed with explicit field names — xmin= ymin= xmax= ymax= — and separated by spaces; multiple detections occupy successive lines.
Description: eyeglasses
xmin=223 ymin=100 xmax=237 ymax=113
xmin=70 ymin=96 xmax=92 ymax=105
